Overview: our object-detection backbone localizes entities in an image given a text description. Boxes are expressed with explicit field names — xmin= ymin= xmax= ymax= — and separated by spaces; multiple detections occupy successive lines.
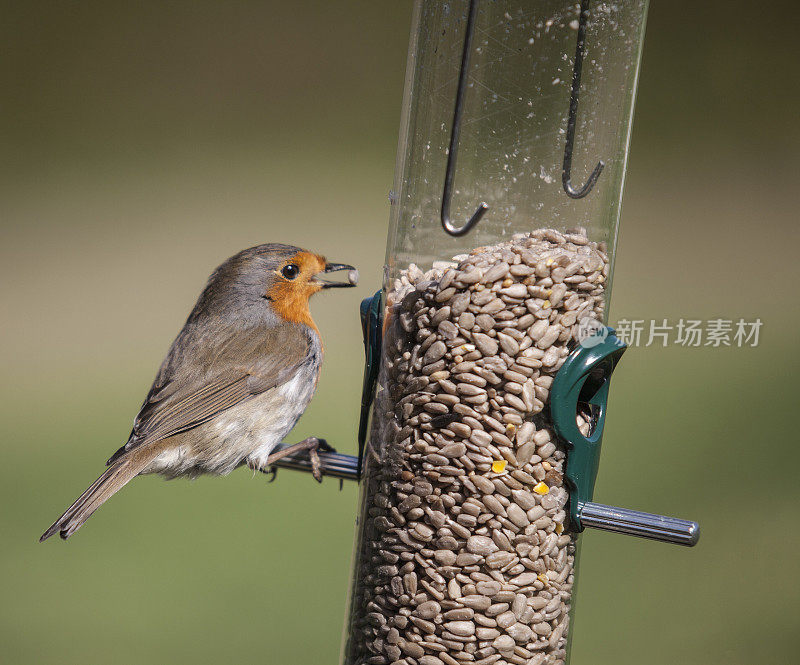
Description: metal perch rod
xmin=270 ymin=447 xmax=699 ymax=546
xmin=577 ymin=502 xmax=700 ymax=547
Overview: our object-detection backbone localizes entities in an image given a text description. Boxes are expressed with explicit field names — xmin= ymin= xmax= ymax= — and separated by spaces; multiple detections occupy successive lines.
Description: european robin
xmin=41 ymin=243 xmax=358 ymax=541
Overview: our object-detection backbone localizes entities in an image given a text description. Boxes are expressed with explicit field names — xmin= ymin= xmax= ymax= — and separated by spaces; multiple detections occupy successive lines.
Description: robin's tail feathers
xmin=40 ymin=454 xmax=150 ymax=542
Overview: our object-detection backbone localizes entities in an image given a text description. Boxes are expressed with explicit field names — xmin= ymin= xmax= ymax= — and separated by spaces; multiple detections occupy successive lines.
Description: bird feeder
xmin=271 ymin=2 xmax=699 ymax=663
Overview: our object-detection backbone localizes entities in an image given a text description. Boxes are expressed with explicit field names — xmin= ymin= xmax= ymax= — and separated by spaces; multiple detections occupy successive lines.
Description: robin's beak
xmin=315 ymin=262 xmax=358 ymax=289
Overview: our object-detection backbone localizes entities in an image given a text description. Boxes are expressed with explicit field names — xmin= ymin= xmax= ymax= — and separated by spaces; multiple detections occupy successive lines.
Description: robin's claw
xmin=309 ymin=448 xmax=323 ymax=483
xmin=246 ymin=458 xmax=279 ymax=482
xmin=308 ymin=437 xmax=336 ymax=481
xmin=317 ymin=439 xmax=336 ymax=454
xmin=262 ymin=436 xmax=334 ymax=483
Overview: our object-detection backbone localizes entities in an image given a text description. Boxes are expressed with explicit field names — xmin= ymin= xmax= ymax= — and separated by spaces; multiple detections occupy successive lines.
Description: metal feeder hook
xmin=562 ymin=0 xmax=606 ymax=199
xmin=441 ymin=0 xmax=488 ymax=237
xmin=440 ymin=0 xmax=607 ymax=241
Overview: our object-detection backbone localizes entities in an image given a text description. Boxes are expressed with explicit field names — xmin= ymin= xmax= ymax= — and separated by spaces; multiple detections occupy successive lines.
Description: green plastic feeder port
xmin=550 ymin=329 xmax=627 ymax=531
xmin=550 ymin=327 xmax=700 ymax=545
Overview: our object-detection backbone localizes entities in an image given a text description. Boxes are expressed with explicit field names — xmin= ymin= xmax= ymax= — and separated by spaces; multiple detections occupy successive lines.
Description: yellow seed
xmin=537 ymin=573 xmax=549 ymax=585
xmin=505 ymin=423 xmax=517 ymax=437
xmin=533 ymin=482 xmax=549 ymax=495
xmin=555 ymin=523 xmax=564 ymax=535
xmin=546 ymin=258 xmax=554 ymax=266
xmin=542 ymin=300 xmax=551 ymax=309
xmin=491 ymin=460 xmax=508 ymax=474
xmin=542 ymin=461 xmax=552 ymax=471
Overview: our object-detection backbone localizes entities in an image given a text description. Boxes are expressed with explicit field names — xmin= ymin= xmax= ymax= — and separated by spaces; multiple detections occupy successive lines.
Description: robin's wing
xmin=107 ymin=322 xmax=317 ymax=465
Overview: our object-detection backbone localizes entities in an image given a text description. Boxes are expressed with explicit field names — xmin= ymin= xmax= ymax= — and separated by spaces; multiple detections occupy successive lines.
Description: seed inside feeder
xmin=344 ymin=228 xmax=608 ymax=665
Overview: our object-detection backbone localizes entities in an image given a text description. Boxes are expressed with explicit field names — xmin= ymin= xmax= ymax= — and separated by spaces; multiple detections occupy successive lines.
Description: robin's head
xmin=194 ymin=243 xmax=357 ymax=329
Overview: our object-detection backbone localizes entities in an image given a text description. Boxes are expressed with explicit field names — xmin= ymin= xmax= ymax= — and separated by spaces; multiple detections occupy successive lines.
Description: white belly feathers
xmin=145 ymin=330 xmax=322 ymax=478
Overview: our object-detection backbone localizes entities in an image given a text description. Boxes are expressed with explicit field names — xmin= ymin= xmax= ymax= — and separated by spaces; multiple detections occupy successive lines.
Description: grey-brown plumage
xmin=41 ymin=243 xmax=356 ymax=541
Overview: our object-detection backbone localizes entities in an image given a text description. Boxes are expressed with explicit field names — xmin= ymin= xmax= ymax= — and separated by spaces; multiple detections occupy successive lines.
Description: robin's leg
xmin=248 ymin=438 xmax=335 ymax=483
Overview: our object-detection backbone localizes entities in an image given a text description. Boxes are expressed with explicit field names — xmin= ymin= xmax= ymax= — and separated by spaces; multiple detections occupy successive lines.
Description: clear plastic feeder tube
xmin=343 ymin=2 xmax=648 ymax=664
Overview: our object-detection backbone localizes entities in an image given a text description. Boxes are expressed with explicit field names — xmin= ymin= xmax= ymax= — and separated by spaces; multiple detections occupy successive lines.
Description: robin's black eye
xmin=281 ymin=264 xmax=300 ymax=280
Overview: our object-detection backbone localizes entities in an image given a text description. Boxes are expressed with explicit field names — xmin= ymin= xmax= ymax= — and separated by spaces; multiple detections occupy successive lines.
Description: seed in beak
xmin=319 ymin=263 xmax=358 ymax=288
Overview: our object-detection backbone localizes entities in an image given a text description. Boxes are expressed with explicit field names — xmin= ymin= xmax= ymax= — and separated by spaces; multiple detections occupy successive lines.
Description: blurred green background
xmin=2 ymin=1 xmax=798 ymax=664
